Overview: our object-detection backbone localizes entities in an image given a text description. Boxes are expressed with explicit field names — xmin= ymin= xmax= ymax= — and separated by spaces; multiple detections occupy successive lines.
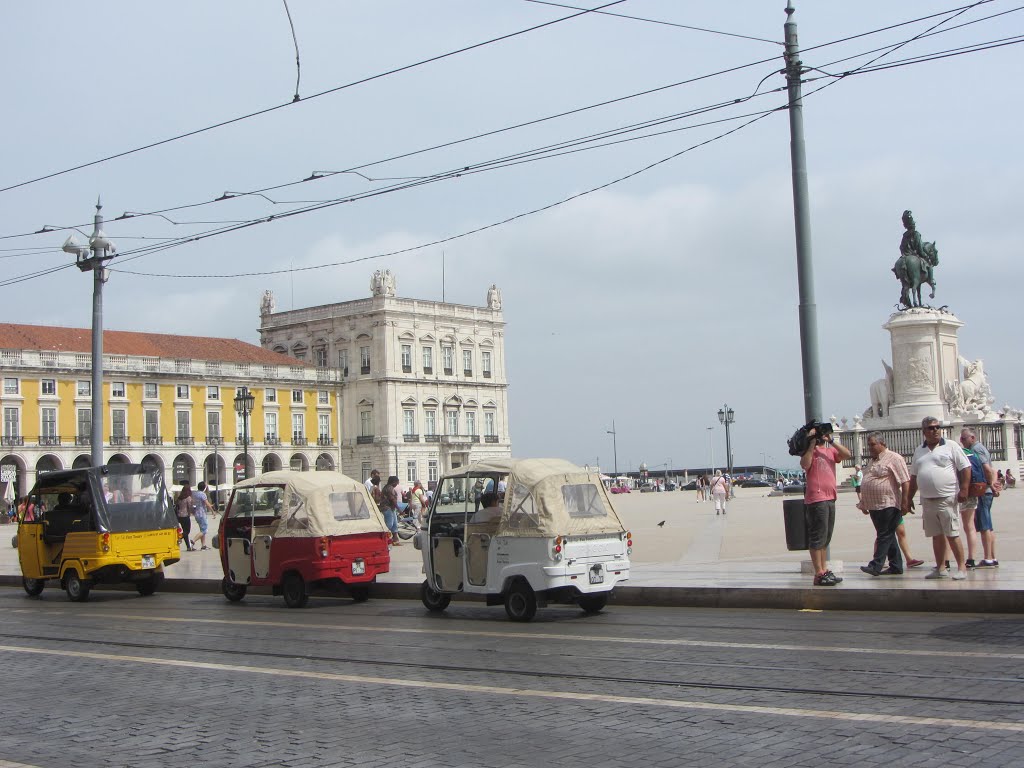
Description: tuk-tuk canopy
xmin=441 ymin=458 xmax=627 ymax=538
xmin=231 ymin=470 xmax=388 ymax=538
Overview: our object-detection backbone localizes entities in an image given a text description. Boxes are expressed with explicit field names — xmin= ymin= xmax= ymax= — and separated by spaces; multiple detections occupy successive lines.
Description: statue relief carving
xmin=945 ymin=357 xmax=994 ymax=416
xmin=260 ymin=290 xmax=276 ymax=316
xmin=370 ymin=269 xmax=396 ymax=297
xmin=487 ymin=283 xmax=502 ymax=310
xmin=895 ymin=345 xmax=933 ymax=391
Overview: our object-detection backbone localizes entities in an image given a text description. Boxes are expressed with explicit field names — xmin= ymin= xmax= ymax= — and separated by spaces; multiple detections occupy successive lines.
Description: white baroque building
xmin=258 ymin=271 xmax=511 ymax=486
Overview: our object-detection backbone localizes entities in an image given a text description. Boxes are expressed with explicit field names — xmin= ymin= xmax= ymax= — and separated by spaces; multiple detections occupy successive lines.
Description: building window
xmin=265 ymin=412 xmax=278 ymax=440
xmin=3 ymin=407 xmax=19 ymax=437
xmin=318 ymin=390 xmax=329 ymax=405
xmin=207 ymin=385 xmax=220 ymax=401
xmin=485 ymin=411 xmax=496 ymax=437
xmin=145 ymin=410 xmax=159 ymax=439
xmin=424 ymin=410 xmax=436 ymax=436
xmin=208 ymin=411 xmax=221 ymax=440
xmin=176 ymin=411 xmax=190 ymax=439
xmin=77 ymin=380 xmax=91 ymax=397
xmin=403 ymin=409 xmax=415 ymax=436
xmin=144 ymin=382 xmax=158 ymax=399
xmin=446 ymin=410 xmax=459 ymax=435
xmin=422 ymin=346 xmax=433 ymax=374
xmin=111 ymin=409 xmax=126 ymax=439
xmin=482 ymin=351 xmax=492 ymax=378
xmin=442 ymin=346 xmax=453 ymax=374
xmin=314 ymin=347 xmax=328 ymax=368
xmin=265 ymin=388 xmax=277 ymax=403
xmin=428 ymin=459 xmax=438 ymax=483
xmin=111 ymin=381 xmax=126 ymax=398
xmin=401 ymin=344 xmax=412 ymax=372
xmin=3 ymin=378 xmax=18 ymax=395
xmin=360 ymin=346 xmax=371 ymax=375
xmin=41 ymin=379 xmax=56 ymax=396
xmin=292 ymin=389 xmax=303 ymax=404
xmin=318 ymin=413 xmax=330 ymax=441
xmin=407 ymin=460 xmax=417 ymax=483
xmin=465 ymin=411 xmax=477 ymax=436
xmin=41 ymin=407 xmax=57 ymax=438
xmin=339 ymin=349 xmax=349 ymax=377
xmin=292 ymin=413 xmax=305 ymax=442
xmin=175 ymin=384 xmax=190 ymax=400
xmin=361 ymin=461 xmax=371 ymax=482
xmin=462 ymin=349 xmax=473 ymax=376
xmin=360 ymin=410 xmax=373 ymax=437
xmin=77 ymin=408 xmax=92 ymax=438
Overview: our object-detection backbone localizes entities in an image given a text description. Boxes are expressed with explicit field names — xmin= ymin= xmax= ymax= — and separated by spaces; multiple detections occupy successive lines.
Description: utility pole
xmin=606 ymin=421 xmax=618 ymax=476
xmin=784 ymin=2 xmax=823 ymax=424
xmin=62 ymin=199 xmax=116 ymax=468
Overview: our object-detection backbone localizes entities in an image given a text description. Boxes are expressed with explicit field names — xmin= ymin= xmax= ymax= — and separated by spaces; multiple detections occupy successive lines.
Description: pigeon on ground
xmin=657 ymin=520 xmax=666 ymax=527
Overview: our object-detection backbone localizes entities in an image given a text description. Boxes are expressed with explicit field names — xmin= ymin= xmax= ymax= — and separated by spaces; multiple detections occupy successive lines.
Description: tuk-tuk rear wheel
xmin=349 ymin=584 xmax=370 ymax=603
xmin=504 ymin=580 xmax=537 ymax=622
xmin=136 ymin=575 xmax=160 ymax=597
xmin=221 ymin=577 xmax=247 ymax=602
xmin=577 ymin=594 xmax=608 ymax=614
xmin=64 ymin=571 xmax=91 ymax=603
xmin=421 ymin=580 xmax=451 ymax=612
xmin=282 ymin=572 xmax=309 ymax=609
xmin=22 ymin=577 xmax=44 ymax=597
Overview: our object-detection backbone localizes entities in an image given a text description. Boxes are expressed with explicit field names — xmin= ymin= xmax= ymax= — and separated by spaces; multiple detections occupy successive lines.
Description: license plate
xmin=141 ymin=555 xmax=156 ymax=569
xmin=589 ymin=565 xmax=604 ymax=584
xmin=352 ymin=559 xmax=366 ymax=575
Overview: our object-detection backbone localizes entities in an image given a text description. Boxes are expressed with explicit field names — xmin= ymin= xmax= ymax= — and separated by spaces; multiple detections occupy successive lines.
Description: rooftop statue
xmin=370 ymin=269 xmax=396 ymax=297
xmin=892 ymin=210 xmax=939 ymax=309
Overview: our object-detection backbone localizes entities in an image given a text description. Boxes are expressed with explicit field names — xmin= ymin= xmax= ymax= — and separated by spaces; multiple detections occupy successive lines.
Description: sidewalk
xmin=3 ymin=487 xmax=1021 ymax=612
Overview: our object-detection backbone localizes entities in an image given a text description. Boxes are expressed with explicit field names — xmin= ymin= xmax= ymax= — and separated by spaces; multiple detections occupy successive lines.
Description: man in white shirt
xmin=363 ymin=469 xmax=380 ymax=495
xmin=909 ymin=416 xmax=971 ymax=580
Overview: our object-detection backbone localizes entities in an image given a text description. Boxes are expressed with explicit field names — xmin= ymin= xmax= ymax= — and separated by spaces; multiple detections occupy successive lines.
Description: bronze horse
xmin=893 ymin=241 xmax=938 ymax=308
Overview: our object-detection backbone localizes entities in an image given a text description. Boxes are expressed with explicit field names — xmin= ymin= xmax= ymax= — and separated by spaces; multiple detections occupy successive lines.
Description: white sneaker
xmin=951 ymin=570 xmax=967 ymax=581
xmin=924 ymin=567 xmax=949 ymax=579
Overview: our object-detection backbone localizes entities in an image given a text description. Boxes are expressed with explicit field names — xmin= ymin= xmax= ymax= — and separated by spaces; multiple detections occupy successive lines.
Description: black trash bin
xmin=782 ymin=498 xmax=808 ymax=551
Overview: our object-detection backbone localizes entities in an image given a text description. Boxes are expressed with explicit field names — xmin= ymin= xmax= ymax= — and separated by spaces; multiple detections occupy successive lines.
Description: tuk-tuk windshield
xmin=432 ymin=474 xmax=507 ymax=520
xmin=228 ymin=486 xmax=284 ymax=518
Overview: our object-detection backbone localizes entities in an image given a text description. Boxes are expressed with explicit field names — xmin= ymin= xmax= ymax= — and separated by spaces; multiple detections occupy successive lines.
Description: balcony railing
xmin=360 ymin=366 xmax=370 ymax=375
xmin=206 ymin=437 xmax=224 ymax=446
xmin=356 ymin=435 xmax=374 ymax=444
xmin=75 ymin=435 xmax=90 ymax=446
xmin=317 ymin=436 xmax=333 ymax=447
xmin=1 ymin=435 xmax=24 ymax=447
xmin=265 ymin=436 xmax=281 ymax=446
xmin=485 ymin=435 xmax=499 ymax=443
xmin=174 ymin=436 xmax=195 ymax=446
xmin=423 ymin=367 xmax=433 ymax=375
xmin=109 ymin=436 xmax=130 ymax=446
xmin=442 ymin=434 xmax=477 ymax=445
xmin=424 ymin=434 xmax=440 ymax=443
xmin=403 ymin=434 xmax=420 ymax=442
xmin=464 ymin=369 xmax=472 ymax=377
xmin=143 ymin=435 xmax=162 ymax=446
xmin=293 ymin=435 xmax=308 ymax=446
xmin=443 ymin=368 xmax=453 ymax=376
xmin=37 ymin=435 xmax=62 ymax=446
xmin=402 ymin=365 xmax=412 ymax=373
xmin=483 ymin=371 xmax=492 ymax=378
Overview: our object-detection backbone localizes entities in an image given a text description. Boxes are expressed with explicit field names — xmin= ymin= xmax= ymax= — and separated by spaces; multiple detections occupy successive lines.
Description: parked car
xmin=639 ymin=483 xmax=658 ymax=493
xmin=609 ymin=485 xmax=631 ymax=494
xmin=740 ymin=476 xmax=773 ymax=488
xmin=680 ymin=479 xmax=699 ymax=491
xmin=665 ymin=482 xmax=678 ymax=491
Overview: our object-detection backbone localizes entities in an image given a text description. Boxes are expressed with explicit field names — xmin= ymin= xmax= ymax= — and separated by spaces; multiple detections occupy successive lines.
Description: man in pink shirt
xmin=800 ymin=424 xmax=852 ymax=586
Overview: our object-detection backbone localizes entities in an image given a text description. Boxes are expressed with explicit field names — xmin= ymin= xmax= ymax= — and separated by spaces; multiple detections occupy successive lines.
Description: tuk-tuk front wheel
xmin=282 ymin=572 xmax=309 ymax=609
xmin=577 ymin=594 xmax=608 ymax=614
xmin=221 ymin=577 xmax=247 ymax=603
xmin=64 ymin=571 xmax=92 ymax=603
xmin=22 ymin=577 xmax=44 ymax=597
xmin=504 ymin=580 xmax=537 ymax=622
xmin=421 ymin=580 xmax=451 ymax=612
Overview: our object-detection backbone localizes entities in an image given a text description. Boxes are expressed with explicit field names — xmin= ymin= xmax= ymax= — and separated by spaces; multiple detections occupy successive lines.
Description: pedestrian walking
xmin=909 ymin=417 xmax=971 ymax=580
xmin=857 ymin=433 xmax=911 ymax=576
xmin=710 ymin=471 xmax=728 ymax=515
xmin=380 ymin=475 xmax=401 ymax=546
xmin=190 ymin=481 xmax=213 ymax=550
xmin=800 ymin=424 xmax=852 ymax=587
xmin=176 ymin=483 xmax=195 ymax=551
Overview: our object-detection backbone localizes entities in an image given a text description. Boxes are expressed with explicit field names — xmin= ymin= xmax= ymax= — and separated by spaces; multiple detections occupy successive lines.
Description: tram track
xmin=2 ymin=628 xmax=1022 ymax=709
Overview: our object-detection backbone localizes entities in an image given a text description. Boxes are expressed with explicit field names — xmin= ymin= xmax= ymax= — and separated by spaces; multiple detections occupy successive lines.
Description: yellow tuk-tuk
xmin=18 ymin=464 xmax=180 ymax=601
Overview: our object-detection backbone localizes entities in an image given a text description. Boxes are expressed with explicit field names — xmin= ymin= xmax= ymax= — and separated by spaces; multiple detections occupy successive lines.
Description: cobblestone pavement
xmin=1 ymin=589 xmax=1022 ymax=767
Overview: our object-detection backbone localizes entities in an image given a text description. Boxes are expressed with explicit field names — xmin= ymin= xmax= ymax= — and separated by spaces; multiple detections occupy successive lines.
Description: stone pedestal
xmin=883 ymin=308 xmax=962 ymax=426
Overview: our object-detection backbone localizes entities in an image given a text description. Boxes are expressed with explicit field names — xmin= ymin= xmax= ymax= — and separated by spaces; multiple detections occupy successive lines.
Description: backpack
xmin=963 ymin=448 xmax=986 ymax=484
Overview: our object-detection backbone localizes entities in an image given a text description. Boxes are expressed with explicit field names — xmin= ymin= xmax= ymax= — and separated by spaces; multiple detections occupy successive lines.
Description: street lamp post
xmin=233 ymin=386 xmax=255 ymax=481
xmin=706 ymin=426 xmax=714 ymax=474
xmin=717 ymin=404 xmax=735 ymax=477
xmin=606 ymin=420 xmax=618 ymax=476
xmin=61 ymin=199 xmax=116 ymax=468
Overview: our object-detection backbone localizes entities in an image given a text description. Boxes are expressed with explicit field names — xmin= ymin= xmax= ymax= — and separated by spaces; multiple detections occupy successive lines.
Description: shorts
xmin=921 ymin=496 xmax=960 ymax=538
xmin=975 ymin=493 xmax=994 ymax=532
xmin=804 ymin=500 xmax=835 ymax=550
xmin=959 ymin=497 xmax=978 ymax=512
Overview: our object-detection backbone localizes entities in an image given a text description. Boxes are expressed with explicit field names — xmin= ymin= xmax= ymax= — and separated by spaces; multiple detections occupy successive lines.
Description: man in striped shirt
xmin=858 ymin=432 xmax=912 ymax=576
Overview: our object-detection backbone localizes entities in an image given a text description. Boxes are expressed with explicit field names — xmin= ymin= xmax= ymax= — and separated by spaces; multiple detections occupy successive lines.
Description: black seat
xmin=43 ymin=508 xmax=90 ymax=544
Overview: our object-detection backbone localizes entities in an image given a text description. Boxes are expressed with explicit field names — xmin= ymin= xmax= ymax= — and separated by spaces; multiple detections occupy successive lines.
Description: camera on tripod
xmin=786 ymin=420 xmax=833 ymax=456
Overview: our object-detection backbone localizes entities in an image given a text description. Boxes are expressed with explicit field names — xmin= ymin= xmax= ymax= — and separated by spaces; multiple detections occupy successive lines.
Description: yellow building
xmin=0 ymin=323 xmax=341 ymax=499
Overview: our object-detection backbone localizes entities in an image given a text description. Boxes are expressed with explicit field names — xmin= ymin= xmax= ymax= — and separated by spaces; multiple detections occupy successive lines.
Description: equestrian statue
xmin=892 ymin=209 xmax=939 ymax=309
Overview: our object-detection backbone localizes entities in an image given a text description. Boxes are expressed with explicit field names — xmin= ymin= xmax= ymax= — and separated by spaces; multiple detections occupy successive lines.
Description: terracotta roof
xmin=0 ymin=322 xmax=307 ymax=367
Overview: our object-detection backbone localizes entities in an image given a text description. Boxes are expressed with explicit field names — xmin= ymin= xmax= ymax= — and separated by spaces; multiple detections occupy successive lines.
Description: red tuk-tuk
xmin=216 ymin=470 xmax=390 ymax=607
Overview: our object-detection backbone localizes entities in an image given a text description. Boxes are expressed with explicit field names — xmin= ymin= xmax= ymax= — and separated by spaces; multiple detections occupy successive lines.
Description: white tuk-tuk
xmin=415 ymin=458 xmax=632 ymax=621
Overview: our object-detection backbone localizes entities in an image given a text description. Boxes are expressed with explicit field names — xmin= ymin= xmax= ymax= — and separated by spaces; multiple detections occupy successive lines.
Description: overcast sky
xmin=2 ymin=1 xmax=1021 ymax=473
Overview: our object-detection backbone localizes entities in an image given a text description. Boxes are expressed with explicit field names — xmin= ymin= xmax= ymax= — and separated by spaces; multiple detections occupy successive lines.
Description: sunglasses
xmin=924 ymin=425 xmax=942 ymax=431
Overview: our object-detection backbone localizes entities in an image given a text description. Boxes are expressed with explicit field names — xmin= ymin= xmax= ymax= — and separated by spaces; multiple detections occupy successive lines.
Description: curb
xmin=2 ymin=574 xmax=1020 ymax=613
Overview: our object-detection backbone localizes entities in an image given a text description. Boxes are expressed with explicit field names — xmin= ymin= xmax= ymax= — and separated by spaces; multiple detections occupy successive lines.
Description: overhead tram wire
xmin=0 ymin=0 xmax=628 ymax=196
xmin=0 ymin=2 xmax=1008 ymax=242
